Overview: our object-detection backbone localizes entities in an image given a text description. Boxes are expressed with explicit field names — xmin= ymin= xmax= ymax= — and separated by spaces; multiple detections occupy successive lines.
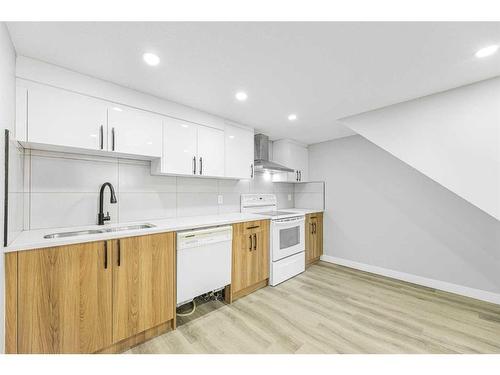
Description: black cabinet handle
xmin=296 ymin=171 xmax=299 ymax=181
xmin=249 ymin=235 xmax=253 ymax=251
xmin=250 ymin=164 xmax=254 ymax=178
xmin=99 ymin=125 xmax=104 ymax=150
xmin=111 ymin=127 xmax=116 ymax=151
xmin=104 ymin=241 xmax=108 ymax=269
xmin=117 ymin=239 xmax=121 ymax=266
xmin=253 ymin=233 xmax=257 ymax=250
xmin=246 ymin=225 xmax=260 ymax=230
xmin=193 ymin=156 xmax=196 ymax=174
xmin=299 ymin=171 xmax=302 ymax=181
xmin=199 ymin=157 xmax=203 ymax=175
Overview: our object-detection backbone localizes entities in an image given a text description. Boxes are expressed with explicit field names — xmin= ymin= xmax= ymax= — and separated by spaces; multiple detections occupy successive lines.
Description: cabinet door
xmin=296 ymin=145 xmax=309 ymax=182
xmin=112 ymin=233 xmax=174 ymax=343
xmin=253 ymin=221 xmax=270 ymax=283
xmin=17 ymin=241 xmax=112 ymax=353
xmin=27 ymin=84 xmax=107 ymax=151
xmin=231 ymin=222 xmax=255 ymax=293
xmin=225 ymin=123 xmax=254 ymax=179
xmin=305 ymin=214 xmax=315 ymax=264
xmin=313 ymin=213 xmax=323 ymax=259
xmin=108 ymin=106 xmax=162 ymax=157
xmin=162 ymin=117 xmax=198 ymax=175
xmin=197 ymin=125 xmax=225 ymax=177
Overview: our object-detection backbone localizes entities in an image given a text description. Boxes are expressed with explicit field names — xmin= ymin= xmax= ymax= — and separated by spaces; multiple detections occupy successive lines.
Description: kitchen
xmin=0 ymin=6 xmax=500 ymax=372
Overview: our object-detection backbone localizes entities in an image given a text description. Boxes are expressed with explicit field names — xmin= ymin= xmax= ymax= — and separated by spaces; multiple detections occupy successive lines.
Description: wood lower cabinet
xmin=17 ymin=241 xmax=112 ymax=354
xmin=306 ymin=212 xmax=323 ymax=266
xmin=112 ymin=233 xmax=175 ymax=343
xmin=230 ymin=220 xmax=270 ymax=301
xmin=7 ymin=232 xmax=175 ymax=354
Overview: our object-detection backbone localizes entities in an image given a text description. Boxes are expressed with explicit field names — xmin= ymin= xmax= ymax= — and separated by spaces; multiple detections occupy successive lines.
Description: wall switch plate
xmin=288 ymin=194 xmax=292 ymax=201
xmin=218 ymin=195 xmax=223 ymax=204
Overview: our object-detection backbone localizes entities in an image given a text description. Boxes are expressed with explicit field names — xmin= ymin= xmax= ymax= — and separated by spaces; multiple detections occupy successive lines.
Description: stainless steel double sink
xmin=43 ymin=224 xmax=156 ymax=239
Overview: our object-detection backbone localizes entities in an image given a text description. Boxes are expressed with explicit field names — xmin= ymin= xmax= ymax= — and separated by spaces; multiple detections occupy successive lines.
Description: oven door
xmin=271 ymin=216 xmax=305 ymax=262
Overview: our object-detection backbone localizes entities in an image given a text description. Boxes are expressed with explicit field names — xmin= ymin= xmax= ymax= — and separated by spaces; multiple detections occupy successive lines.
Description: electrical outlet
xmin=217 ymin=195 xmax=223 ymax=204
xmin=288 ymin=194 xmax=292 ymax=201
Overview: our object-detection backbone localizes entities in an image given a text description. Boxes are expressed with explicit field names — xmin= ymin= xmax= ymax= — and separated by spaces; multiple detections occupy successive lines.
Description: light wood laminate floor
xmin=127 ymin=262 xmax=500 ymax=354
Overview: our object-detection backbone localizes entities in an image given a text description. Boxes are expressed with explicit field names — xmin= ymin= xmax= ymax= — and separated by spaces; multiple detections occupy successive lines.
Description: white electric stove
xmin=241 ymin=194 xmax=305 ymax=286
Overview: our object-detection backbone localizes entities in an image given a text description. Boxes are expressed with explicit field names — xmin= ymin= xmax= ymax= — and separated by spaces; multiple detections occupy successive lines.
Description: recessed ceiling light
xmin=475 ymin=45 xmax=499 ymax=58
xmin=288 ymin=114 xmax=297 ymax=121
xmin=235 ymin=91 xmax=248 ymax=101
xmin=143 ymin=52 xmax=160 ymax=66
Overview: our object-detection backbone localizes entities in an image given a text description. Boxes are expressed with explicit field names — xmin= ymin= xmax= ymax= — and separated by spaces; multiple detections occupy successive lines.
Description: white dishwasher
xmin=176 ymin=226 xmax=232 ymax=306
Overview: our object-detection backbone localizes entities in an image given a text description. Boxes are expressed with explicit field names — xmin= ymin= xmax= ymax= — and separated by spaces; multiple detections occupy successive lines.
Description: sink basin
xmin=106 ymin=224 xmax=156 ymax=232
xmin=43 ymin=224 xmax=155 ymax=239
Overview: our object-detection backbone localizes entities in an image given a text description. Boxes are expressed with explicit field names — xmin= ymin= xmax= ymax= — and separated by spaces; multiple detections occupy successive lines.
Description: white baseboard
xmin=320 ymin=255 xmax=500 ymax=305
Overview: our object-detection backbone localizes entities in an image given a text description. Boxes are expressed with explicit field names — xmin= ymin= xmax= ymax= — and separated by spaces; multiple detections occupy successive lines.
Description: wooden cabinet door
xmin=231 ymin=222 xmax=255 ymax=293
xmin=232 ymin=220 xmax=270 ymax=294
xmin=17 ymin=241 xmax=112 ymax=353
xmin=112 ymin=233 xmax=174 ymax=343
xmin=305 ymin=214 xmax=315 ymax=264
xmin=108 ymin=105 xmax=162 ymax=157
xmin=253 ymin=221 xmax=270 ymax=283
xmin=314 ymin=213 xmax=323 ymax=259
xmin=27 ymin=84 xmax=107 ymax=151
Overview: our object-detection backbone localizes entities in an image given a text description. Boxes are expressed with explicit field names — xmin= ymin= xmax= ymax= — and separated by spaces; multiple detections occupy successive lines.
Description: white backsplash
xmin=23 ymin=150 xmax=297 ymax=230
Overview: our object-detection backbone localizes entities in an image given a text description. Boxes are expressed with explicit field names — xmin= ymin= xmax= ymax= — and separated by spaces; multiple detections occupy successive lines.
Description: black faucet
xmin=98 ymin=182 xmax=117 ymax=225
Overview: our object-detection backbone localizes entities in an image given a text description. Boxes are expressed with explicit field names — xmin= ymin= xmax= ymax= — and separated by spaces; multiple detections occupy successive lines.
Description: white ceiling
xmin=6 ymin=22 xmax=500 ymax=144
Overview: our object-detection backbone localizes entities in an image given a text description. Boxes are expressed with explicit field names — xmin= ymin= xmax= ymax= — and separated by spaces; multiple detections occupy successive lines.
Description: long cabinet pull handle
xmin=299 ymin=171 xmax=302 ymax=181
xmin=250 ymin=164 xmax=254 ymax=178
xmin=111 ymin=127 xmax=116 ymax=151
xmin=117 ymin=239 xmax=121 ymax=266
xmin=246 ymin=225 xmax=259 ymax=230
xmin=100 ymin=125 xmax=104 ymax=150
xmin=249 ymin=235 xmax=253 ymax=251
xmin=104 ymin=241 xmax=108 ymax=269
xmin=296 ymin=171 xmax=299 ymax=181
xmin=199 ymin=157 xmax=203 ymax=175
xmin=253 ymin=233 xmax=257 ymax=250
xmin=193 ymin=156 xmax=196 ymax=174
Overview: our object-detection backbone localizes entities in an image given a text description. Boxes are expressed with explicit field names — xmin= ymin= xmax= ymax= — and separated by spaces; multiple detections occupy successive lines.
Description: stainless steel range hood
xmin=254 ymin=133 xmax=294 ymax=173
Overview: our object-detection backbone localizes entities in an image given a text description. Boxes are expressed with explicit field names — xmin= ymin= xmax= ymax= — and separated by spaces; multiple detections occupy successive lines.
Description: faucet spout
xmin=98 ymin=182 xmax=117 ymax=225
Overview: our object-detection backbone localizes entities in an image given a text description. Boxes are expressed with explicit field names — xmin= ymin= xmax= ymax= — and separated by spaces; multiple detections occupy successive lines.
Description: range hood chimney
xmin=254 ymin=134 xmax=294 ymax=173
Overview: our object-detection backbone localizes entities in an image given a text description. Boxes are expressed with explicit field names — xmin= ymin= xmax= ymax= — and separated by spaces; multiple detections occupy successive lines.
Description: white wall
xmin=309 ymin=135 xmax=500 ymax=303
xmin=25 ymin=149 xmax=295 ymax=230
xmin=340 ymin=78 xmax=500 ymax=220
xmin=0 ymin=22 xmax=16 ymax=354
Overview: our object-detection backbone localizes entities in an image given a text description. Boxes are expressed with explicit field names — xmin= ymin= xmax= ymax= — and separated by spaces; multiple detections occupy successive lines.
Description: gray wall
xmin=308 ymin=135 xmax=500 ymax=295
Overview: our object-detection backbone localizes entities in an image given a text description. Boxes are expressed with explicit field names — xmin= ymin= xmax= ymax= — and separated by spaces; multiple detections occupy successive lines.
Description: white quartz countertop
xmin=4 ymin=208 xmax=323 ymax=253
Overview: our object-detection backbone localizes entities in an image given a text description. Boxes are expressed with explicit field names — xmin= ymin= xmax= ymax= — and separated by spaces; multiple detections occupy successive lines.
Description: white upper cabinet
xmin=26 ymin=84 xmax=107 ymax=151
xmin=197 ymin=126 xmax=225 ymax=178
xmin=152 ymin=117 xmax=225 ymax=178
xmin=160 ymin=117 xmax=198 ymax=175
xmin=224 ymin=123 xmax=254 ymax=179
xmin=107 ymin=106 xmax=162 ymax=157
xmin=272 ymin=140 xmax=309 ymax=183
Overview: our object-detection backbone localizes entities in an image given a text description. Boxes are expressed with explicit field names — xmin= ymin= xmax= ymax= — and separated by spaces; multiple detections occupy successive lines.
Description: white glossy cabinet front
xmin=162 ymin=117 xmax=198 ymax=175
xmin=108 ymin=106 xmax=162 ymax=157
xmin=224 ymin=124 xmax=254 ymax=179
xmin=158 ymin=118 xmax=225 ymax=177
xmin=27 ymin=84 xmax=107 ymax=151
xmin=272 ymin=140 xmax=308 ymax=183
xmin=197 ymin=125 xmax=225 ymax=177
